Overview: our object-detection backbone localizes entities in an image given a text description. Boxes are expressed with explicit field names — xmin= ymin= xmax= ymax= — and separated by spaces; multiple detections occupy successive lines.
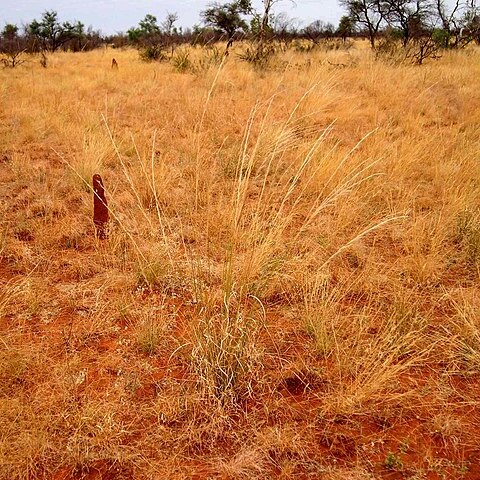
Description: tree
xmin=128 ymin=14 xmax=160 ymax=42
xmin=2 ymin=24 xmax=18 ymax=40
xmin=28 ymin=11 xmax=83 ymax=52
xmin=462 ymin=0 xmax=480 ymax=44
xmin=257 ymin=0 xmax=277 ymax=53
xmin=161 ymin=12 xmax=179 ymax=35
xmin=200 ymin=1 xmax=252 ymax=41
xmin=337 ymin=15 xmax=356 ymax=40
xmin=381 ymin=0 xmax=431 ymax=46
xmin=255 ymin=0 xmax=294 ymax=56
xmin=273 ymin=12 xmax=299 ymax=35
xmin=139 ymin=14 xmax=160 ymax=35
xmin=434 ymin=0 xmax=462 ymax=46
xmin=303 ymin=20 xmax=335 ymax=43
xmin=340 ymin=0 xmax=385 ymax=48
xmin=128 ymin=13 xmax=184 ymax=62
xmin=70 ymin=22 xmax=86 ymax=51
xmin=1 ymin=24 xmax=27 ymax=67
xmin=128 ymin=12 xmax=181 ymax=45
xmin=79 ymin=26 xmax=104 ymax=51
xmin=272 ymin=12 xmax=299 ymax=45
xmin=430 ymin=0 xmax=480 ymax=48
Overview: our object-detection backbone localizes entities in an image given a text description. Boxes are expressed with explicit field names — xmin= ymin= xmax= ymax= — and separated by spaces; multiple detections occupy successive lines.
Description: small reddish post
xmin=93 ymin=174 xmax=109 ymax=239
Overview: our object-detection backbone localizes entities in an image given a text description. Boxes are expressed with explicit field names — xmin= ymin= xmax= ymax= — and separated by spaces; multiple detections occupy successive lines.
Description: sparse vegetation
xmin=384 ymin=451 xmax=403 ymax=470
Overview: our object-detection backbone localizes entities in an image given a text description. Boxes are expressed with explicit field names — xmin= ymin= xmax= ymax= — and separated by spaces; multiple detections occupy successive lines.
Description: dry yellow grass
xmin=0 ymin=42 xmax=480 ymax=479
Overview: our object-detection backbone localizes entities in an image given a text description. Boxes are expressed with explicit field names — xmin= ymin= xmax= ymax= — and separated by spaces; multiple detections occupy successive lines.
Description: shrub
xmin=237 ymin=42 xmax=276 ymax=69
xmin=171 ymin=48 xmax=192 ymax=73
xmin=139 ymin=44 xmax=168 ymax=62
xmin=197 ymin=46 xmax=223 ymax=71
xmin=432 ymin=28 xmax=451 ymax=48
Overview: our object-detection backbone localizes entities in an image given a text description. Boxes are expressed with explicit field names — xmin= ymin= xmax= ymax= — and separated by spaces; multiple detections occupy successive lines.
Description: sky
xmin=0 ymin=0 xmax=345 ymax=35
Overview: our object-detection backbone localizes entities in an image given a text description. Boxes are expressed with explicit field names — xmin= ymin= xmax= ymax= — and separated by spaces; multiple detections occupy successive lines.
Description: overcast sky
xmin=1 ymin=1 xmax=344 ymax=34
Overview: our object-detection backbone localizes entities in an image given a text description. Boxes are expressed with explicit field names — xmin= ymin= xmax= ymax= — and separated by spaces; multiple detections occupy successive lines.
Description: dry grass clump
xmin=0 ymin=43 xmax=479 ymax=479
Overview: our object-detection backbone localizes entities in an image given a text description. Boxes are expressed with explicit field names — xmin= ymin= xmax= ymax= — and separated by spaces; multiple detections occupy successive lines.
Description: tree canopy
xmin=28 ymin=11 xmax=84 ymax=52
xmin=200 ymin=1 xmax=252 ymax=39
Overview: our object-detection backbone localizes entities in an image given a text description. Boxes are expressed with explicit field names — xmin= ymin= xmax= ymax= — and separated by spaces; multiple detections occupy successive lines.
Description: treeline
xmin=0 ymin=11 xmax=127 ymax=67
xmin=1 ymin=0 xmax=479 ymax=67
xmin=340 ymin=0 xmax=480 ymax=48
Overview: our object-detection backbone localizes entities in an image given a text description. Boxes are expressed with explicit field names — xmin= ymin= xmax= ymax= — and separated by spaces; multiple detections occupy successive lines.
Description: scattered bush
xmin=197 ymin=46 xmax=224 ymax=70
xmin=376 ymin=35 xmax=440 ymax=65
xmin=293 ymin=39 xmax=317 ymax=53
xmin=139 ymin=44 xmax=168 ymax=62
xmin=171 ymin=48 xmax=192 ymax=73
xmin=237 ymin=42 xmax=276 ymax=69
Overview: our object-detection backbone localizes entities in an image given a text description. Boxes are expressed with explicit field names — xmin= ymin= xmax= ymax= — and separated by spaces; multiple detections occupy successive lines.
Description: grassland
xmin=1 ymin=42 xmax=480 ymax=479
